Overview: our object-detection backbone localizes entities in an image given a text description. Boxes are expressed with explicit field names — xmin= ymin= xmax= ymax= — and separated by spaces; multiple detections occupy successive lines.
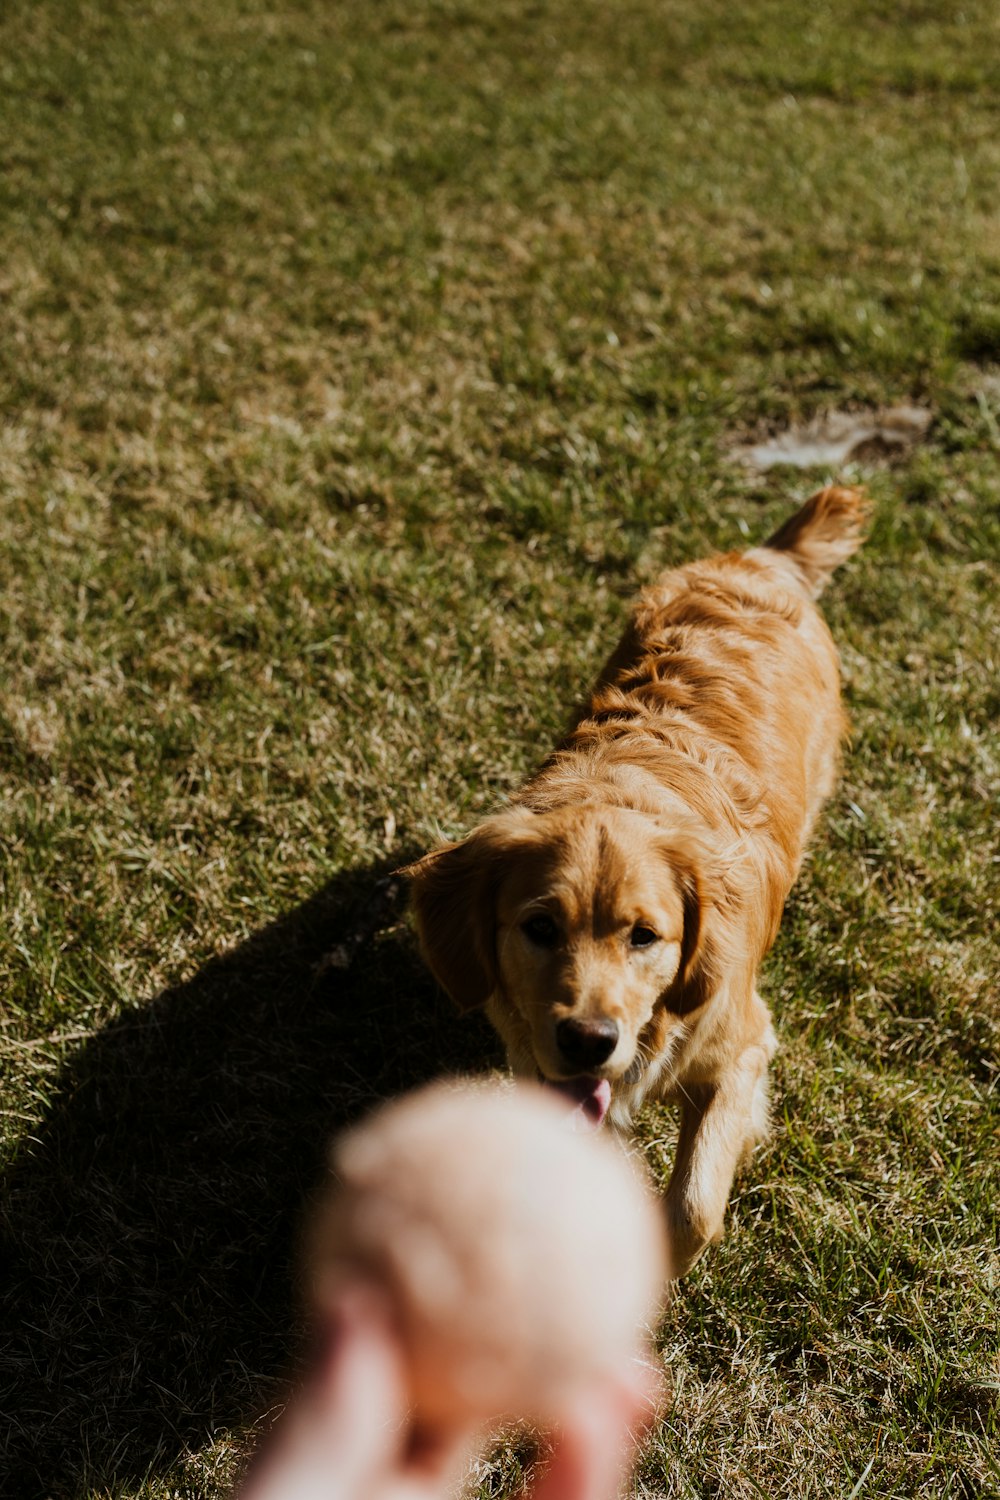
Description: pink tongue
xmin=547 ymin=1076 xmax=612 ymax=1129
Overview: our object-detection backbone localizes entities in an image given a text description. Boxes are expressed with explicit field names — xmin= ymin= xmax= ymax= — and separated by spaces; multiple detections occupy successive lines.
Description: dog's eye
xmin=522 ymin=914 xmax=559 ymax=948
xmin=630 ymin=924 xmax=658 ymax=948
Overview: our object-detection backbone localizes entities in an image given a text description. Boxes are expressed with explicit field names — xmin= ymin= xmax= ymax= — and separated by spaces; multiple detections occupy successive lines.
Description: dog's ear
xmin=397 ymin=812 xmax=537 ymax=1011
xmin=676 ymin=858 xmax=708 ymax=989
xmin=658 ymin=839 xmax=718 ymax=1016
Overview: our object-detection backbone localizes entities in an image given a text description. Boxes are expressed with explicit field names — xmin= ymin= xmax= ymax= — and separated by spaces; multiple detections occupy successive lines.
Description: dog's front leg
xmin=663 ymin=1041 xmax=772 ymax=1277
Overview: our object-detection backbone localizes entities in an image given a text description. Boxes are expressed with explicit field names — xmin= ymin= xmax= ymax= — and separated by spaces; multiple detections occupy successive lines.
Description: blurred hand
xmin=239 ymin=1288 xmax=470 ymax=1500
xmin=238 ymin=1287 xmax=658 ymax=1500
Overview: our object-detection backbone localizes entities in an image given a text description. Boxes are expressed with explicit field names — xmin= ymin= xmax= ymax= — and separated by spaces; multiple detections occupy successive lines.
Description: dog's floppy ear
xmin=676 ymin=859 xmax=707 ymax=989
xmin=658 ymin=838 xmax=719 ymax=1016
xmin=398 ymin=811 xmax=537 ymax=1011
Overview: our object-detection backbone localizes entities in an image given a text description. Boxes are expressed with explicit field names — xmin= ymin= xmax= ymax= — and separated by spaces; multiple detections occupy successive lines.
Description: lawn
xmin=0 ymin=1 xmax=998 ymax=1496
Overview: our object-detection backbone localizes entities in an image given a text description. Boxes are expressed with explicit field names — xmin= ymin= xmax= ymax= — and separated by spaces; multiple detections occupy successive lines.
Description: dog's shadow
xmin=0 ymin=858 xmax=500 ymax=1500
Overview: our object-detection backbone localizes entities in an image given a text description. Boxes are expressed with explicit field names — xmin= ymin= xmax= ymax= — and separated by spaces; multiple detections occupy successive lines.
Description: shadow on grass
xmin=0 ymin=858 xmax=500 ymax=1500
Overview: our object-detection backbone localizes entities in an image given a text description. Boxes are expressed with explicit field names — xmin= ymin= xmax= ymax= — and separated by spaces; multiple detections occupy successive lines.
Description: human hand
xmin=240 ymin=1082 xmax=666 ymax=1500
xmin=240 ymin=1285 xmax=659 ymax=1500
xmin=239 ymin=1287 xmax=473 ymax=1500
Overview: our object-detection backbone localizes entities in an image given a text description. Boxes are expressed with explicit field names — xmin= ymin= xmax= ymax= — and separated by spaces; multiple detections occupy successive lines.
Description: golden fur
xmin=403 ymin=487 xmax=867 ymax=1275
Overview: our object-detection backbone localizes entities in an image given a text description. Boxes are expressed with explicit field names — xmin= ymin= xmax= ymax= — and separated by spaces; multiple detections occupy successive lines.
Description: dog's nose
xmin=556 ymin=1016 xmax=619 ymax=1071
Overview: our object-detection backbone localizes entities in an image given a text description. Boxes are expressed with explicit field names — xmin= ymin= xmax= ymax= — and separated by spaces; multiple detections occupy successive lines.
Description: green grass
xmin=1 ymin=1 xmax=998 ymax=1496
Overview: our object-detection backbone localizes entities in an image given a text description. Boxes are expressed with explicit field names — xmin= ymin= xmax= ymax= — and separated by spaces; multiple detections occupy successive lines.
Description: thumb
xmin=240 ymin=1286 xmax=410 ymax=1500
xmin=314 ymin=1286 xmax=411 ymax=1465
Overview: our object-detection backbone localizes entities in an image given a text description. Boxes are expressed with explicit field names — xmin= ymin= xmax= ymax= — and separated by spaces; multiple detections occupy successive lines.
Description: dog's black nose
xmin=556 ymin=1016 xmax=619 ymax=1070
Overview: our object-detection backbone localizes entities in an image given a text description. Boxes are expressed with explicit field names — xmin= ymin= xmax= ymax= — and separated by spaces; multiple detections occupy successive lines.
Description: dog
xmin=402 ymin=487 xmax=866 ymax=1275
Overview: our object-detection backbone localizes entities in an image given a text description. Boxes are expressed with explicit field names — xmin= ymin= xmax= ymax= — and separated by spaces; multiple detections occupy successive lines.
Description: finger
xmin=239 ymin=1286 xmax=410 ymax=1500
xmin=313 ymin=1285 xmax=411 ymax=1462
xmin=528 ymin=1361 xmax=663 ymax=1500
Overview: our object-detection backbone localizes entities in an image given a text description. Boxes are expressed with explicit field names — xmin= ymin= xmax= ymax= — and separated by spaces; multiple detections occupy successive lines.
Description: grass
xmin=0 ymin=0 xmax=998 ymax=1496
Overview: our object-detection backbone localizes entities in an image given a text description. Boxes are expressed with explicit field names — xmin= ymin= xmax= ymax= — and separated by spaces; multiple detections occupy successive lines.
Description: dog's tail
xmin=761 ymin=485 xmax=868 ymax=599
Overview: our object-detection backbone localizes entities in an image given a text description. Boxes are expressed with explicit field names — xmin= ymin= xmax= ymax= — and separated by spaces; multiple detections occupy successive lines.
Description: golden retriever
xmin=402 ymin=487 xmax=866 ymax=1275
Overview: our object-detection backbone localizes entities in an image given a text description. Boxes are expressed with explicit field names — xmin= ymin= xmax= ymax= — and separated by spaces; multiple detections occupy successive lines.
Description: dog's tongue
xmin=547 ymin=1076 xmax=612 ymax=1130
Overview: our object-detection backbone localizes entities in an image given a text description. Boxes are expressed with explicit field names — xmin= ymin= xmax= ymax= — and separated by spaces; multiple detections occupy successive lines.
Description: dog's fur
xmin=403 ymin=487 xmax=866 ymax=1274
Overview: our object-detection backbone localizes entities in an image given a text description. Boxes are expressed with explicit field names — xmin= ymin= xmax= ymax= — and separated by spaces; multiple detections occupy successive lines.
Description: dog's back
xmin=535 ymin=486 xmax=867 ymax=896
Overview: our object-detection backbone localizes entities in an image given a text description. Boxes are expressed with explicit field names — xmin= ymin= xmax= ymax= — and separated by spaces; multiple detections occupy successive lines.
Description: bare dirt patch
xmin=734 ymin=405 xmax=933 ymax=471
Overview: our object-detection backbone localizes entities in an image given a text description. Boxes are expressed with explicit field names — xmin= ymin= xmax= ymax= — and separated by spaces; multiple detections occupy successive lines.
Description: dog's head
xmin=401 ymin=804 xmax=717 ymax=1096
